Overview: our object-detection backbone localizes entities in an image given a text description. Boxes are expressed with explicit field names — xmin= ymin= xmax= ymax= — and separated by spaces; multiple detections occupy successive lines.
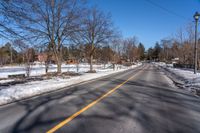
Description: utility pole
xmin=193 ymin=12 xmax=200 ymax=74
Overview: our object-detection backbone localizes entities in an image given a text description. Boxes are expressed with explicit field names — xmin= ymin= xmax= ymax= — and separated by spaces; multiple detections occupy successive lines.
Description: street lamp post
xmin=193 ymin=12 xmax=200 ymax=74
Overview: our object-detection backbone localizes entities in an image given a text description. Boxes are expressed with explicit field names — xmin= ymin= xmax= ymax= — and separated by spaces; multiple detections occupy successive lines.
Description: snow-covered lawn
xmin=0 ymin=63 xmax=142 ymax=105
xmin=0 ymin=63 xmax=113 ymax=78
xmin=154 ymin=62 xmax=200 ymax=95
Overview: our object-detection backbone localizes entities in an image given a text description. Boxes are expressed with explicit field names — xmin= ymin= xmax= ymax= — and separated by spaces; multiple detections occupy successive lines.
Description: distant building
xmin=37 ymin=53 xmax=48 ymax=62
xmin=172 ymin=58 xmax=179 ymax=64
xmin=35 ymin=53 xmax=56 ymax=64
xmin=66 ymin=57 xmax=78 ymax=64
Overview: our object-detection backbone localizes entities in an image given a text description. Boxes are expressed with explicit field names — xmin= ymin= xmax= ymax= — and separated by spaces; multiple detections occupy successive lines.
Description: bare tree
xmin=186 ymin=23 xmax=195 ymax=44
xmin=13 ymin=39 xmax=33 ymax=77
xmin=72 ymin=7 xmax=116 ymax=72
xmin=175 ymin=28 xmax=185 ymax=45
xmin=45 ymin=43 xmax=52 ymax=74
xmin=160 ymin=39 xmax=173 ymax=61
xmin=0 ymin=3 xmax=18 ymax=40
xmin=1 ymin=0 xmax=85 ymax=74
xmin=122 ymin=37 xmax=138 ymax=62
xmin=111 ymin=38 xmax=123 ymax=64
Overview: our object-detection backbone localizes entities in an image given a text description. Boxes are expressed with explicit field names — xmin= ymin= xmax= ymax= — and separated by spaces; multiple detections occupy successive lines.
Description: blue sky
xmin=89 ymin=0 xmax=200 ymax=48
xmin=0 ymin=0 xmax=199 ymax=49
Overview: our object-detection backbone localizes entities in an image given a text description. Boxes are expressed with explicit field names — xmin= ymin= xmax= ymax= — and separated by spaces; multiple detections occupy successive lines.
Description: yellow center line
xmin=46 ymin=67 xmax=144 ymax=133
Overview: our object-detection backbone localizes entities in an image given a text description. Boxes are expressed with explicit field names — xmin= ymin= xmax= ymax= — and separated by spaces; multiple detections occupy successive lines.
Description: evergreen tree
xmin=138 ymin=43 xmax=145 ymax=60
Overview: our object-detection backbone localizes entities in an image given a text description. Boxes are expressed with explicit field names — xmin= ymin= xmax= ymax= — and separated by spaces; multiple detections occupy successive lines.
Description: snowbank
xmin=154 ymin=62 xmax=200 ymax=95
xmin=0 ymin=63 xmax=142 ymax=105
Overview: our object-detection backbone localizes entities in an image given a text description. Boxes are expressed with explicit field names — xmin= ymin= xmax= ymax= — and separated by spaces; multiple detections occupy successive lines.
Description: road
xmin=0 ymin=63 xmax=200 ymax=133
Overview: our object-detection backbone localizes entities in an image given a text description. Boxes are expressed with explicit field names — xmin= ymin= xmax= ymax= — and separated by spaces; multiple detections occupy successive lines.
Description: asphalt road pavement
xmin=0 ymin=63 xmax=200 ymax=133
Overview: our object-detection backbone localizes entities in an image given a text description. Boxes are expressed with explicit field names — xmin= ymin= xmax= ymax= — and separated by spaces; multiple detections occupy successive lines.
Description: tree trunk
xmin=76 ymin=61 xmax=79 ymax=73
xmin=57 ymin=56 xmax=62 ymax=74
xmin=113 ymin=63 xmax=115 ymax=70
xmin=90 ymin=54 xmax=93 ymax=71
xmin=45 ymin=62 xmax=49 ymax=74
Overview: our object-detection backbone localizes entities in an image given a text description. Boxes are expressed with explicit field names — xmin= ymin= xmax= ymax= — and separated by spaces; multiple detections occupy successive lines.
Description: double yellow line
xmin=47 ymin=67 xmax=144 ymax=133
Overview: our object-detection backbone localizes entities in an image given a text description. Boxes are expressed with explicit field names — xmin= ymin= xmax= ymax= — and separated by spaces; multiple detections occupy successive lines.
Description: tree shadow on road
xmin=8 ymin=66 xmax=200 ymax=133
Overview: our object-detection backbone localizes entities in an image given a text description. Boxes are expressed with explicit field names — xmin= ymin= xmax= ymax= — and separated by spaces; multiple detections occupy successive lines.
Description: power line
xmin=145 ymin=0 xmax=190 ymax=21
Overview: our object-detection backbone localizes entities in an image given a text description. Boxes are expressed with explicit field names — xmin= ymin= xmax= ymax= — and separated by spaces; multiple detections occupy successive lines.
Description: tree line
xmin=147 ymin=23 xmax=198 ymax=68
xmin=0 ymin=0 xmax=146 ymax=74
xmin=0 ymin=37 xmax=146 ymax=65
xmin=0 ymin=0 xmax=197 ymax=74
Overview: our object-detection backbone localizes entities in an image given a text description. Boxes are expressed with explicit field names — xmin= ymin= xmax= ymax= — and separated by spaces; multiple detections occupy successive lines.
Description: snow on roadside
xmin=0 ymin=63 xmax=142 ymax=105
xmin=0 ymin=79 xmax=15 ymax=84
xmin=154 ymin=62 xmax=200 ymax=94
